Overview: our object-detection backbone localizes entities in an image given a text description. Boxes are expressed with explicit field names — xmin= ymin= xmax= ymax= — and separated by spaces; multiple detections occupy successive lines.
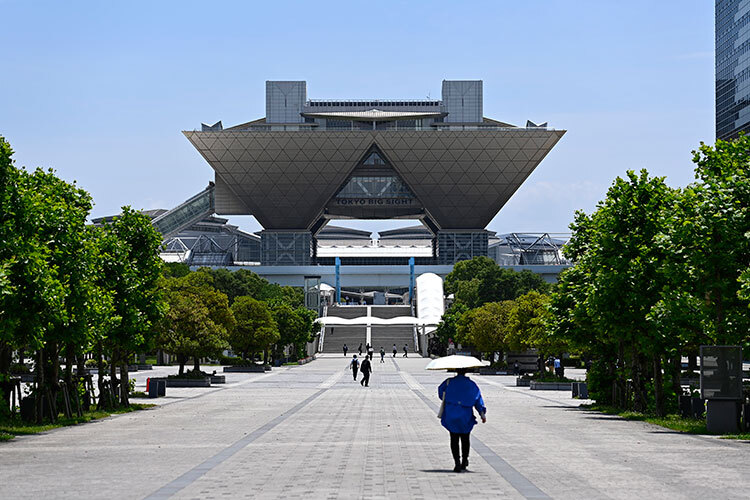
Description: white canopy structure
xmin=317 ymin=315 xmax=435 ymax=326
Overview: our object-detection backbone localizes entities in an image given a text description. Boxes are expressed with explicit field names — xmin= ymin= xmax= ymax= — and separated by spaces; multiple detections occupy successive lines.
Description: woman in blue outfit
xmin=437 ymin=368 xmax=486 ymax=472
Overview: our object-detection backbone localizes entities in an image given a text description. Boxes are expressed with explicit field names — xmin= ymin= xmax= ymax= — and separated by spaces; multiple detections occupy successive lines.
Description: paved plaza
xmin=1 ymin=355 xmax=749 ymax=499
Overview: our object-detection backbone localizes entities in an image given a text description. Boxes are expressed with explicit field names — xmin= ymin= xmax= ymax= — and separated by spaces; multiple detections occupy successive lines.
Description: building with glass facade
xmin=181 ymin=80 xmax=565 ymax=269
xmin=716 ymin=0 xmax=750 ymax=140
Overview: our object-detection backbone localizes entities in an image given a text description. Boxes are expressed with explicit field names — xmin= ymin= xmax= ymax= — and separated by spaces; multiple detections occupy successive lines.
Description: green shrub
xmin=9 ymin=363 xmax=30 ymax=374
xmin=216 ymin=354 xmax=248 ymax=366
xmin=84 ymin=358 xmax=107 ymax=369
xmin=586 ymin=359 xmax=617 ymax=405
xmin=167 ymin=369 xmax=212 ymax=379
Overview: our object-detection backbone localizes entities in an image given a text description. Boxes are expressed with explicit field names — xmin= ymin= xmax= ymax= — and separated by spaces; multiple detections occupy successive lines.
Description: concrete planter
xmin=479 ymin=368 xmax=510 ymax=376
xmin=516 ymin=377 xmax=531 ymax=387
xmin=223 ymin=365 xmax=268 ymax=373
xmin=210 ymin=375 xmax=226 ymax=384
xmin=165 ymin=377 xmax=211 ymax=387
xmin=530 ymin=381 xmax=572 ymax=391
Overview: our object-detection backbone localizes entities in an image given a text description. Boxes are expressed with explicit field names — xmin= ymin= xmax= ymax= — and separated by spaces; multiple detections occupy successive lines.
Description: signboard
xmin=333 ymin=198 xmax=415 ymax=206
xmin=700 ymin=345 xmax=743 ymax=400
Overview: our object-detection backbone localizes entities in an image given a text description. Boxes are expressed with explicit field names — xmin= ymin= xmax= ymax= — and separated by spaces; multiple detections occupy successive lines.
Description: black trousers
xmin=360 ymin=372 xmax=370 ymax=386
xmin=352 ymin=367 xmax=358 ymax=380
xmin=450 ymin=432 xmax=470 ymax=462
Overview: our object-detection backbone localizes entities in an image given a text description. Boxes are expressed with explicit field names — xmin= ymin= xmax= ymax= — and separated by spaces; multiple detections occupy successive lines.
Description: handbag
xmin=437 ymin=379 xmax=449 ymax=418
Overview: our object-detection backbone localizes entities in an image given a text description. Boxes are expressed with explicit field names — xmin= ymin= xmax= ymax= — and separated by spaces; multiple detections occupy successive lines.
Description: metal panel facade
xmin=184 ymin=129 xmax=564 ymax=230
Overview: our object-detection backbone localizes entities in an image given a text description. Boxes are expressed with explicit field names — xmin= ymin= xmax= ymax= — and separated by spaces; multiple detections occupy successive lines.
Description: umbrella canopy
xmin=425 ymin=355 xmax=488 ymax=370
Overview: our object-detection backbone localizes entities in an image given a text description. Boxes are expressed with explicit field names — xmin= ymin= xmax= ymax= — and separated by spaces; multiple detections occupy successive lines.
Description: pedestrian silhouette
xmin=438 ymin=369 xmax=486 ymax=472
xmin=343 ymin=344 xmax=348 ymax=357
xmin=403 ymin=344 xmax=408 ymax=357
xmin=380 ymin=347 xmax=385 ymax=363
xmin=392 ymin=344 xmax=397 ymax=357
xmin=360 ymin=357 xmax=372 ymax=387
xmin=349 ymin=355 xmax=359 ymax=380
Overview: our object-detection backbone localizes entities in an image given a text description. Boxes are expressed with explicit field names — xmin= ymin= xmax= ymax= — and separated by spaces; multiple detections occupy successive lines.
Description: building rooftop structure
xmin=182 ymin=79 xmax=565 ymax=268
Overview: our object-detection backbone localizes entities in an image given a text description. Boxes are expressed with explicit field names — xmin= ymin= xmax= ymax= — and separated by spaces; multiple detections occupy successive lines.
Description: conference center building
xmin=152 ymin=80 xmax=566 ymax=290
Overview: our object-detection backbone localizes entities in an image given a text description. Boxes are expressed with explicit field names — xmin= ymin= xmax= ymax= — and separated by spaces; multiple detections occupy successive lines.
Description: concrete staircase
xmin=322 ymin=326 xmax=367 ymax=354
xmin=322 ymin=306 xmax=367 ymax=354
xmin=370 ymin=305 xmax=412 ymax=319
xmin=370 ymin=326 xmax=416 ymax=355
xmin=371 ymin=306 xmax=417 ymax=355
xmin=321 ymin=305 xmax=418 ymax=355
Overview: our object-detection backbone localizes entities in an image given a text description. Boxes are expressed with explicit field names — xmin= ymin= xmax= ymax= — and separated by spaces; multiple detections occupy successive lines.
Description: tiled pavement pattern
xmin=1 ymin=355 xmax=749 ymax=499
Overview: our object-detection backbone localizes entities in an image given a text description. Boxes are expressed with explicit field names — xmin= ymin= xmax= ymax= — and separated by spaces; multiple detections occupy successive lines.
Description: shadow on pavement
xmin=420 ymin=469 xmax=476 ymax=474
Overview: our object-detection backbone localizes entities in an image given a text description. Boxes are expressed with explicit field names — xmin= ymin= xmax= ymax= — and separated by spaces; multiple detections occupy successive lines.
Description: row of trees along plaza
xmin=0 ymin=136 xmax=316 ymax=424
xmin=435 ymin=135 xmax=749 ymax=417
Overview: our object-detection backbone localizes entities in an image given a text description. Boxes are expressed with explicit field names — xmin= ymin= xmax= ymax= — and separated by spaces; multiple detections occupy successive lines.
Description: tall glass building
xmin=716 ymin=0 xmax=750 ymax=140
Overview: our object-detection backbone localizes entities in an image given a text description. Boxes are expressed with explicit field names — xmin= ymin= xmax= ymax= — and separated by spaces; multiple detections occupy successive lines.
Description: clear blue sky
xmin=1 ymin=0 xmax=714 ymax=235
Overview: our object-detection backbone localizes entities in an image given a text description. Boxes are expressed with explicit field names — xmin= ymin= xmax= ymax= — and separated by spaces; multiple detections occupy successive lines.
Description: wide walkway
xmin=1 ymin=355 xmax=749 ymax=499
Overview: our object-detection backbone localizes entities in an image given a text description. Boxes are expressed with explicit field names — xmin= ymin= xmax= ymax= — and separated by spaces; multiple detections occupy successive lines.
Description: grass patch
xmin=0 ymin=403 xmax=154 ymax=441
xmin=720 ymin=433 xmax=750 ymax=441
xmin=582 ymin=404 xmax=708 ymax=434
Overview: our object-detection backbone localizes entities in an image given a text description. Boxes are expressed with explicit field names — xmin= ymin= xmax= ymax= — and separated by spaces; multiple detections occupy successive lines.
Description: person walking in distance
xmin=380 ymin=347 xmax=385 ymax=363
xmin=360 ymin=356 xmax=372 ymax=387
xmin=343 ymin=344 xmax=348 ymax=357
xmin=358 ymin=343 xmax=363 ymax=356
xmin=349 ymin=355 xmax=359 ymax=381
xmin=367 ymin=344 xmax=374 ymax=361
xmin=392 ymin=344 xmax=397 ymax=357
xmin=403 ymin=344 xmax=408 ymax=357
xmin=438 ymin=368 xmax=486 ymax=472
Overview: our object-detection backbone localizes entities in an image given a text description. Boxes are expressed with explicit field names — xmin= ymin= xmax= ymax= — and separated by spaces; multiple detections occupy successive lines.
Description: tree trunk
xmin=64 ymin=344 xmax=74 ymax=389
xmin=0 ymin=344 xmax=12 ymax=410
xmin=120 ymin=361 xmax=129 ymax=407
xmin=110 ymin=350 xmax=119 ymax=407
xmin=96 ymin=342 xmax=106 ymax=409
xmin=35 ymin=349 xmax=44 ymax=424
xmin=193 ymin=357 xmax=200 ymax=372
xmin=653 ymin=354 xmax=665 ymax=417
xmin=631 ymin=347 xmax=646 ymax=413
xmin=178 ymin=355 xmax=186 ymax=375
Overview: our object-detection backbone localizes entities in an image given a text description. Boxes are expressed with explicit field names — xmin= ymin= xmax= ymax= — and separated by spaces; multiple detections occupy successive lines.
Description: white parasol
xmin=425 ymin=354 xmax=488 ymax=370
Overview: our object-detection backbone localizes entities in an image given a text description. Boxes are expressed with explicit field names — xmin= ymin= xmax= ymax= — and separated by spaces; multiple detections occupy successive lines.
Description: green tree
xmin=158 ymin=272 xmax=234 ymax=374
xmin=98 ymin=207 xmax=165 ymax=406
xmin=445 ymin=256 xmax=549 ymax=308
xmin=163 ymin=262 xmax=191 ymax=278
xmin=657 ymin=138 xmax=750 ymax=348
xmin=549 ymin=170 xmax=677 ymax=414
xmin=272 ymin=304 xmax=317 ymax=360
xmin=230 ymin=296 xmax=279 ymax=362
xmin=433 ymin=303 xmax=469 ymax=354
xmin=456 ymin=301 xmax=513 ymax=361
xmin=506 ymin=291 xmax=566 ymax=371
